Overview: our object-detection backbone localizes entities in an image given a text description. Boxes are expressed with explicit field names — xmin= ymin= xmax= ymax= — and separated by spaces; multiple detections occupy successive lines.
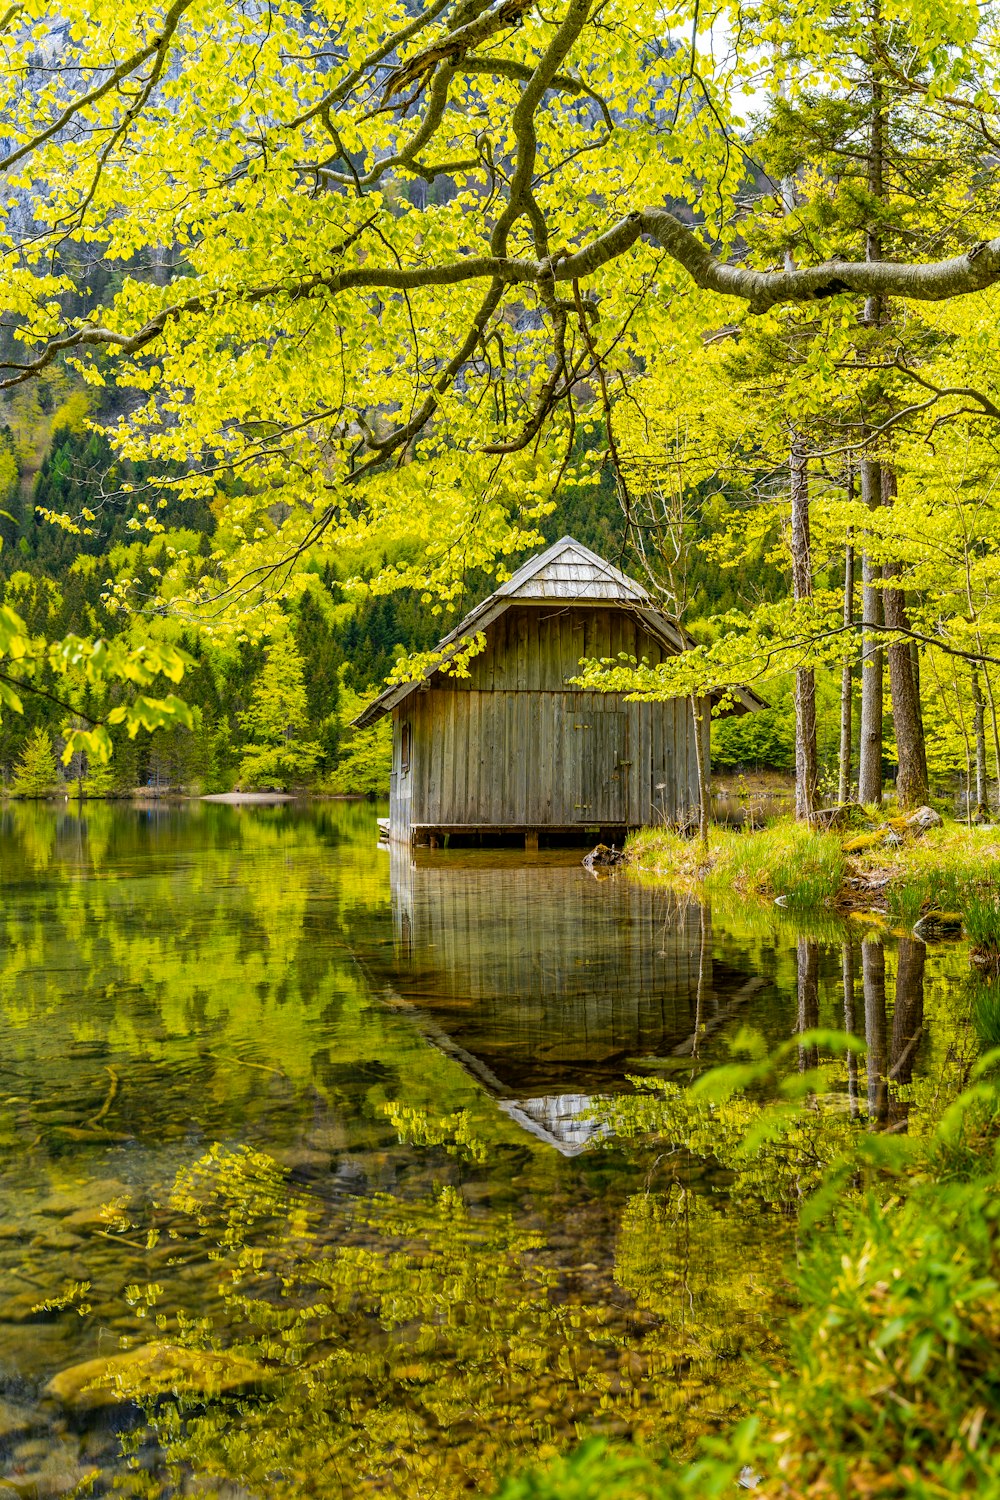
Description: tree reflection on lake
xmin=0 ymin=804 xmax=978 ymax=1497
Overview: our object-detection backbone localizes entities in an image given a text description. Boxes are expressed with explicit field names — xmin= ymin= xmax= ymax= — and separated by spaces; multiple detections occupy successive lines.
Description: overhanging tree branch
xmin=0 ymin=0 xmax=197 ymax=174
xmin=6 ymin=214 xmax=1000 ymax=393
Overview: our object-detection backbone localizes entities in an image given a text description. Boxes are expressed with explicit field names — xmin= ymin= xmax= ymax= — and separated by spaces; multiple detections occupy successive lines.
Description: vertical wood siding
xmin=395 ymin=604 xmax=706 ymax=833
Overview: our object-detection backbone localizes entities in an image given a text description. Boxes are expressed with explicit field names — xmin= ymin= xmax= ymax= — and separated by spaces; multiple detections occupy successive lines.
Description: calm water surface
xmin=0 ymin=801 xmax=977 ymax=1497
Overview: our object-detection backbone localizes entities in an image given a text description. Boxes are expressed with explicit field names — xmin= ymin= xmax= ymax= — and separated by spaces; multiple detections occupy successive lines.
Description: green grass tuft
xmin=963 ymin=887 xmax=1000 ymax=953
xmin=627 ymin=822 xmax=845 ymax=908
xmin=630 ymin=816 xmax=1000 ymax=927
xmin=970 ymin=976 xmax=1000 ymax=1052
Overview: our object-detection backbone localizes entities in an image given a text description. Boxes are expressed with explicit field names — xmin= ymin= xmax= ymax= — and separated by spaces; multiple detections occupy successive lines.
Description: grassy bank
xmin=627 ymin=818 xmax=1000 ymax=935
xmin=628 ymin=820 xmax=846 ymax=907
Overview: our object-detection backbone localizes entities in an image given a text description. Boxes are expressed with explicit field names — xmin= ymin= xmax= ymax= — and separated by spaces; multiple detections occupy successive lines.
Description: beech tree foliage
xmin=2 ymin=0 xmax=1000 ymax=797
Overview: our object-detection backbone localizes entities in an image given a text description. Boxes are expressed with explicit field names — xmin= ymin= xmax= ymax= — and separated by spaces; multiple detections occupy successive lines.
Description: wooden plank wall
xmin=396 ymin=604 xmax=707 ymax=833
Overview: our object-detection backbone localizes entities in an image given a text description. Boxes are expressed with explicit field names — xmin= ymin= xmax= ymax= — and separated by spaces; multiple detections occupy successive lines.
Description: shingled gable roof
xmin=353 ymin=535 xmax=763 ymax=727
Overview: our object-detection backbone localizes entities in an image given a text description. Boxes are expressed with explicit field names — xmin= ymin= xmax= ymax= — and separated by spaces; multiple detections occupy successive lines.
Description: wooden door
xmin=576 ymin=706 xmax=630 ymax=821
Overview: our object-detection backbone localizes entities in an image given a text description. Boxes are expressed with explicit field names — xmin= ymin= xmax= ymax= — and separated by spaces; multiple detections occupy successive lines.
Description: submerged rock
xmin=582 ymin=844 xmax=625 ymax=872
xmin=45 ymin=1343 xmax=272 ymax=1412
xmin=913 ymin=910 xmax=964 ymax=941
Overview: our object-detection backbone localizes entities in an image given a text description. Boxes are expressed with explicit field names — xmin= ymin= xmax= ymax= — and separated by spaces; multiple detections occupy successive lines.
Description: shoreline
xmin=625 ymin=815 xmax=1000 ymax=949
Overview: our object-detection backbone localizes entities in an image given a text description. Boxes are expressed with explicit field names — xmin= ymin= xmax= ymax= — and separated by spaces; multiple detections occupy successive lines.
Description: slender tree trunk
xmin=973 ymin=670 xmax=988 ymax=820
xmin=984 ymin=668 xmax=1000 ymax=816
xmin=858 ymin=462 xmax=884 ymax=805
xmin=780 ymin=148 xmax=818 ymax=824
xmin=862 ymin=935 xmax=887 ymax=1124
xmin=691 ymin=695 xmax=709 ymax=847
xmin=881 ymin=470 xmax=928 ymax=808
xmin=839 ymin=534 xmax=855 ymax=805
xmin=858 ymin=43 xmax=887 ymax=809
xmin=954 ymin=667 xmax=975 ymax=826
xmin=790 ymin=437 xmax=817 ymax=820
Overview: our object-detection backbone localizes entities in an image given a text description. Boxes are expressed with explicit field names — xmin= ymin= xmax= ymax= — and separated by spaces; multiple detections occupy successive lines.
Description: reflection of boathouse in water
xmin=355 ymin=537 xmax=764 ymax=848
xmin=378 ymin=851 xmax=930 ymax=1154
xmin=384 ymin=849 xmax=766 ymax=1153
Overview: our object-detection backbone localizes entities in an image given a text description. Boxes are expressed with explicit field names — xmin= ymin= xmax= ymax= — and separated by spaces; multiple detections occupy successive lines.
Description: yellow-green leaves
xmin=0 ymin=604 xmax=28 ymax=659
xmin=0 ymin=601 xmax=193 ymax=761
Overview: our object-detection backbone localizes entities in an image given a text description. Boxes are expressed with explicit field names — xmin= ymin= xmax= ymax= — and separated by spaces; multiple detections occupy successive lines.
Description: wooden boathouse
xmin=354 ymin=536 xmax=763 ymax=847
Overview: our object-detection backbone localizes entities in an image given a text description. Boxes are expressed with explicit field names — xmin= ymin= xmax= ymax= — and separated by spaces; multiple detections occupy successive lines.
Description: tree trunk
xmin=858 ymin=462 xmax=884 ymax=806
xmin=973 ymin=670 xmax=988 ymax=819
xmin=954 ymin=666 xmax=975 ymax=826
xmin=790 ymin=437 xmax=817 ymax=820
xmin=858 ymin=43 xmax=887 ymax=809
xmin=883 ymin=574 xmax=928 ymax=807
xmin=984 ymin=668 xmax=1000 ymax=815
xmin=839 ymin=536 xmax=855 ymax=805
xmin=881 ymin=470 xmax=928 ymax=808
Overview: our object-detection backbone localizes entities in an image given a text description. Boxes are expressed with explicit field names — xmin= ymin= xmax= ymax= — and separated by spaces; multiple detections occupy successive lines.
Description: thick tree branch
xmin=635 ymin=211 xmax=1000 ymax=312
xmin=458 ymin=56 xmax=613 ymax=125
xmin=383 ymin=0 xmax=536 ymax=99
xmin=5 ymin=211 xmax=1000 ymax=393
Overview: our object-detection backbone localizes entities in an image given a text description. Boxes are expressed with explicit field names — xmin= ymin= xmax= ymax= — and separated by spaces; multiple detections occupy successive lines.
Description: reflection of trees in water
xmin=889 ymin=939 xmax=926 ymax=1129
xmin=108 ymin=1136 xmax=779 ymax=1500
xmin=863 ymin=938 xmax=888 ymax=1123
xmin=796 ymin=938 xmax=819 ymax=1073
xmin=843 ymin=941 xmax=859 ymax=1117
xmin=810 ymin=935 xmax=927 ymax=1129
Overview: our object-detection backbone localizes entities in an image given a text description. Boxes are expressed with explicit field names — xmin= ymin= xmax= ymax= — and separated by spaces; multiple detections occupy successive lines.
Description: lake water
xmin=0 ymin=801 xmax=978 ymax=1497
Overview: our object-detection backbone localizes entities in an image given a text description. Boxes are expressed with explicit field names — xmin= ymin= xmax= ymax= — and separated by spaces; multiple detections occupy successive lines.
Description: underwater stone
xmin=44 ymin=1343 xmax=273 ymax=1412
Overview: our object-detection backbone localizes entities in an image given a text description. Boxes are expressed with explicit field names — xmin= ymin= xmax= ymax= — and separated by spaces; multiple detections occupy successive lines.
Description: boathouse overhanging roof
xmin=353 ymin=535 xmax=765 ymax=727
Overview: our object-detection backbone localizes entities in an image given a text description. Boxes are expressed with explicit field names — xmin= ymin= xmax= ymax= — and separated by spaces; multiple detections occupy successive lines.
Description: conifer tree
xmin=11 ymin=728 xmax=59 ymax=798
xmin=238 ymin=636 xmax=322 ymax=790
